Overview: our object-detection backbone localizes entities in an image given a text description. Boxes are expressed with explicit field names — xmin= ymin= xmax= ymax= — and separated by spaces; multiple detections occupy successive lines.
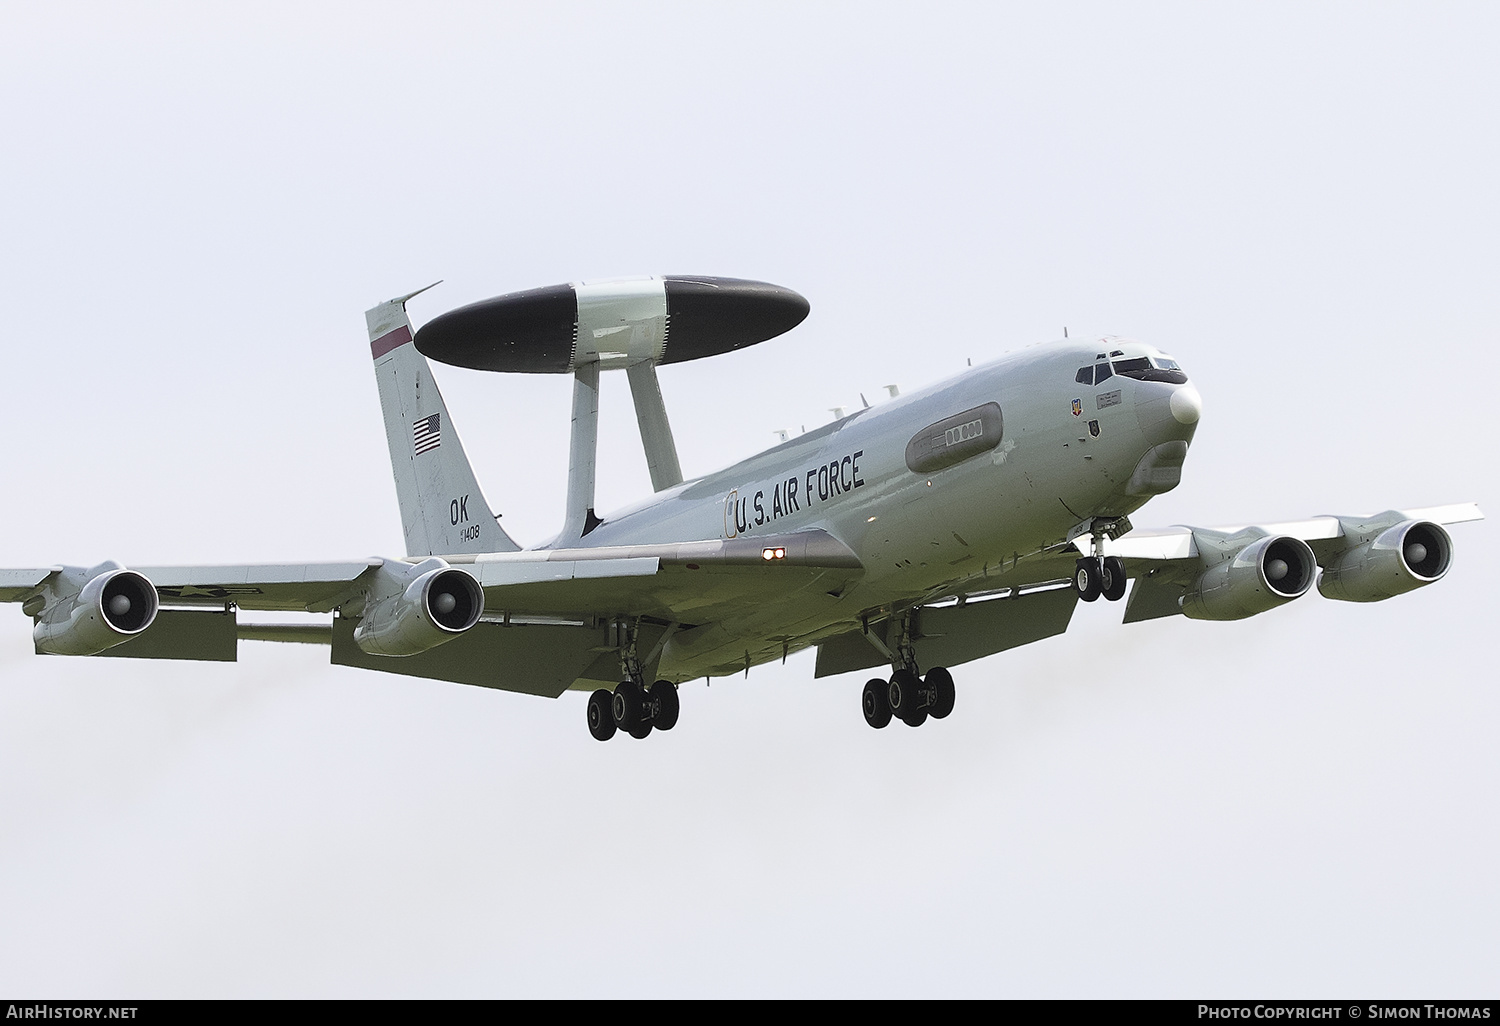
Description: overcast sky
xmin=1 ymin=1 xmax=1496 ymax=998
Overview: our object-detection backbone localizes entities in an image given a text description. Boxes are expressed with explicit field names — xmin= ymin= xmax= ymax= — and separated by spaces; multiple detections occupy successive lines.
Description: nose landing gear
xmin=1074 ymin=518 xmax=1130 ymax=603
xmin=1075 ymin=555 xmax=1127 ymax=602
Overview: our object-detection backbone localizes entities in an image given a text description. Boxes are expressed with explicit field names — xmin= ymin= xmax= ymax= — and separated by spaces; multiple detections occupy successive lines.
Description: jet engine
xmin=351 ymin=559 xmax=484 ymax=657
xmin=1180 ymin=535 xmax=1316 ymax=621
xmin=31 ymin=563 xmax=160 ymax=656
xmin=1317 ymin=519 xmax=1452 ymax=603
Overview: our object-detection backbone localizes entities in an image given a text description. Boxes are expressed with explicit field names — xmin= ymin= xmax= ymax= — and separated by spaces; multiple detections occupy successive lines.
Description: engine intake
xmin=1181 ymin=535 xmax=1316 ymax=621
xmin=32 ymin=564 xmax=160 ymax=656
xmin=352 ymin=560 xmax=484 ymax=657
xmin=1318 ymin=519 xmax=1452 ymax=603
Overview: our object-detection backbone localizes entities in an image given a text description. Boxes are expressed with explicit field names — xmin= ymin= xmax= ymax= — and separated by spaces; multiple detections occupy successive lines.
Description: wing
xmin=1089 ymin=502 xmax=1484 ymax=623
xmin=811 ymin=501 xmax=1484 ymax=679
xmin=1 ymin=529 xmax=864 ymax=697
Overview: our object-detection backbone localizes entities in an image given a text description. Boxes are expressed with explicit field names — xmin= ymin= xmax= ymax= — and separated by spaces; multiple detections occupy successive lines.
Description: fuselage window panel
xmin=1076 ymin=367 xmax=1093 ymax=384
xmin=1094 ymin=363 xmax=1113 ymax=384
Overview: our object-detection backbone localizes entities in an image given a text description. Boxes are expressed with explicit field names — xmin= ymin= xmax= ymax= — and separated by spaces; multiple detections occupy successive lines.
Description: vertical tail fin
xmin=366 ymin=287 xmax=521 ymax=557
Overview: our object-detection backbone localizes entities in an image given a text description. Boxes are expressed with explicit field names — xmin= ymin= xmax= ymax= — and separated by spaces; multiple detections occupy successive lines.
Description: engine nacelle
xmin=1318 ymin=519 xmax=1452 ymax=603
xmin=352 ymin=560 xmax=483 ymax=657
xmin=1181 ymin=535 xmax=1316 ymax=621
xmin=32 ymin=563 xmax=160 ymax=656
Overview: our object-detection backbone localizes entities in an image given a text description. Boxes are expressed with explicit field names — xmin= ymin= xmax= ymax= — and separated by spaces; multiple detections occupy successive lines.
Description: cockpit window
xmin=1080 ymin=355 xmax=1188 ymax=386
xmin=1112 ymin=356 xmax=1188 ymax=384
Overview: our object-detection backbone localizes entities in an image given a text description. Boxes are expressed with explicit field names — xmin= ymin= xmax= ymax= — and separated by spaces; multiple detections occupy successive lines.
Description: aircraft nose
xmin=1136 ymin=383 xmax=1202 ymax=447
xmin=1169 ymin=384 xmax=1202 ymax=426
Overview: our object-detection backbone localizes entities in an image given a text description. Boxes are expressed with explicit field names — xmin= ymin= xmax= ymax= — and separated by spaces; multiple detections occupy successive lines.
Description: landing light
xmin=762 ymin=547 xmax=786 ymax=561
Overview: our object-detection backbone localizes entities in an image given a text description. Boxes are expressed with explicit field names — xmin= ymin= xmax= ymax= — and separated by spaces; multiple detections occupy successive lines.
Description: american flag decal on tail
xmin=412 ymin=414 xmax=441 ymax=456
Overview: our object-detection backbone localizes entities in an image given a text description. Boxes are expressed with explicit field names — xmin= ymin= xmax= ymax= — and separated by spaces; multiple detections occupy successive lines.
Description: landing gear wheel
xmin=650 ymin=680 xmax=679 ymax=731
xmin=889 ymin=669 xmax=928 ymax=727
xmin=613 ymin=680 xmax=645 ymax=734
xmin=1101 ymin=556 xmax=1127 ymax=602
xmin=862 ymin=678 xmax=892 ymax=729
xmin=1074 ymin=557 xmax=1102 ymax=602
xmin=926 ymin=666 xmax=955 ymax=719
xmin=587 ymin=689 xmax=617 ymax=741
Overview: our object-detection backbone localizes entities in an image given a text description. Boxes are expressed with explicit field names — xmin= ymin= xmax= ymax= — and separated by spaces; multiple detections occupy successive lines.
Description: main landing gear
xmin=861 ymin=610 xmax=955 ymax=729
xmin=586 ymin=620 xmax=680 ymax=741
xmin=862 ymin=666 xmax=955 ymax=729
xmin=587 ymin=679 xmax=680 ymax=742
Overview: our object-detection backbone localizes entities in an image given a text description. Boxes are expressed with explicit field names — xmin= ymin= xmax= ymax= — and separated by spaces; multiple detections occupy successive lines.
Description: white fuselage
xmin=549 ymin=337 xmax=1202 ymax=680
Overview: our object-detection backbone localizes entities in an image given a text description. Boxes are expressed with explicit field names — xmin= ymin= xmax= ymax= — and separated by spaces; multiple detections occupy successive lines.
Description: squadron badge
xmin=1071 ymin=398 xmax=1083 ymax=417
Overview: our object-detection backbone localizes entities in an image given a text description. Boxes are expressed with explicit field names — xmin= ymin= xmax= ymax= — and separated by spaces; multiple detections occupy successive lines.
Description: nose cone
xmin=1169 ymin=384 xmax=1202 ymax=426
xmin=1136 ymin=383 xmax=1202 ymax=447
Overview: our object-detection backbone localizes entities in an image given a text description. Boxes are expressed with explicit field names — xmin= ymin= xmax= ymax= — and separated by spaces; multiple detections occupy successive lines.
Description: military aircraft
xmin=0 ymin=276 xmax=1482 ymax=741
